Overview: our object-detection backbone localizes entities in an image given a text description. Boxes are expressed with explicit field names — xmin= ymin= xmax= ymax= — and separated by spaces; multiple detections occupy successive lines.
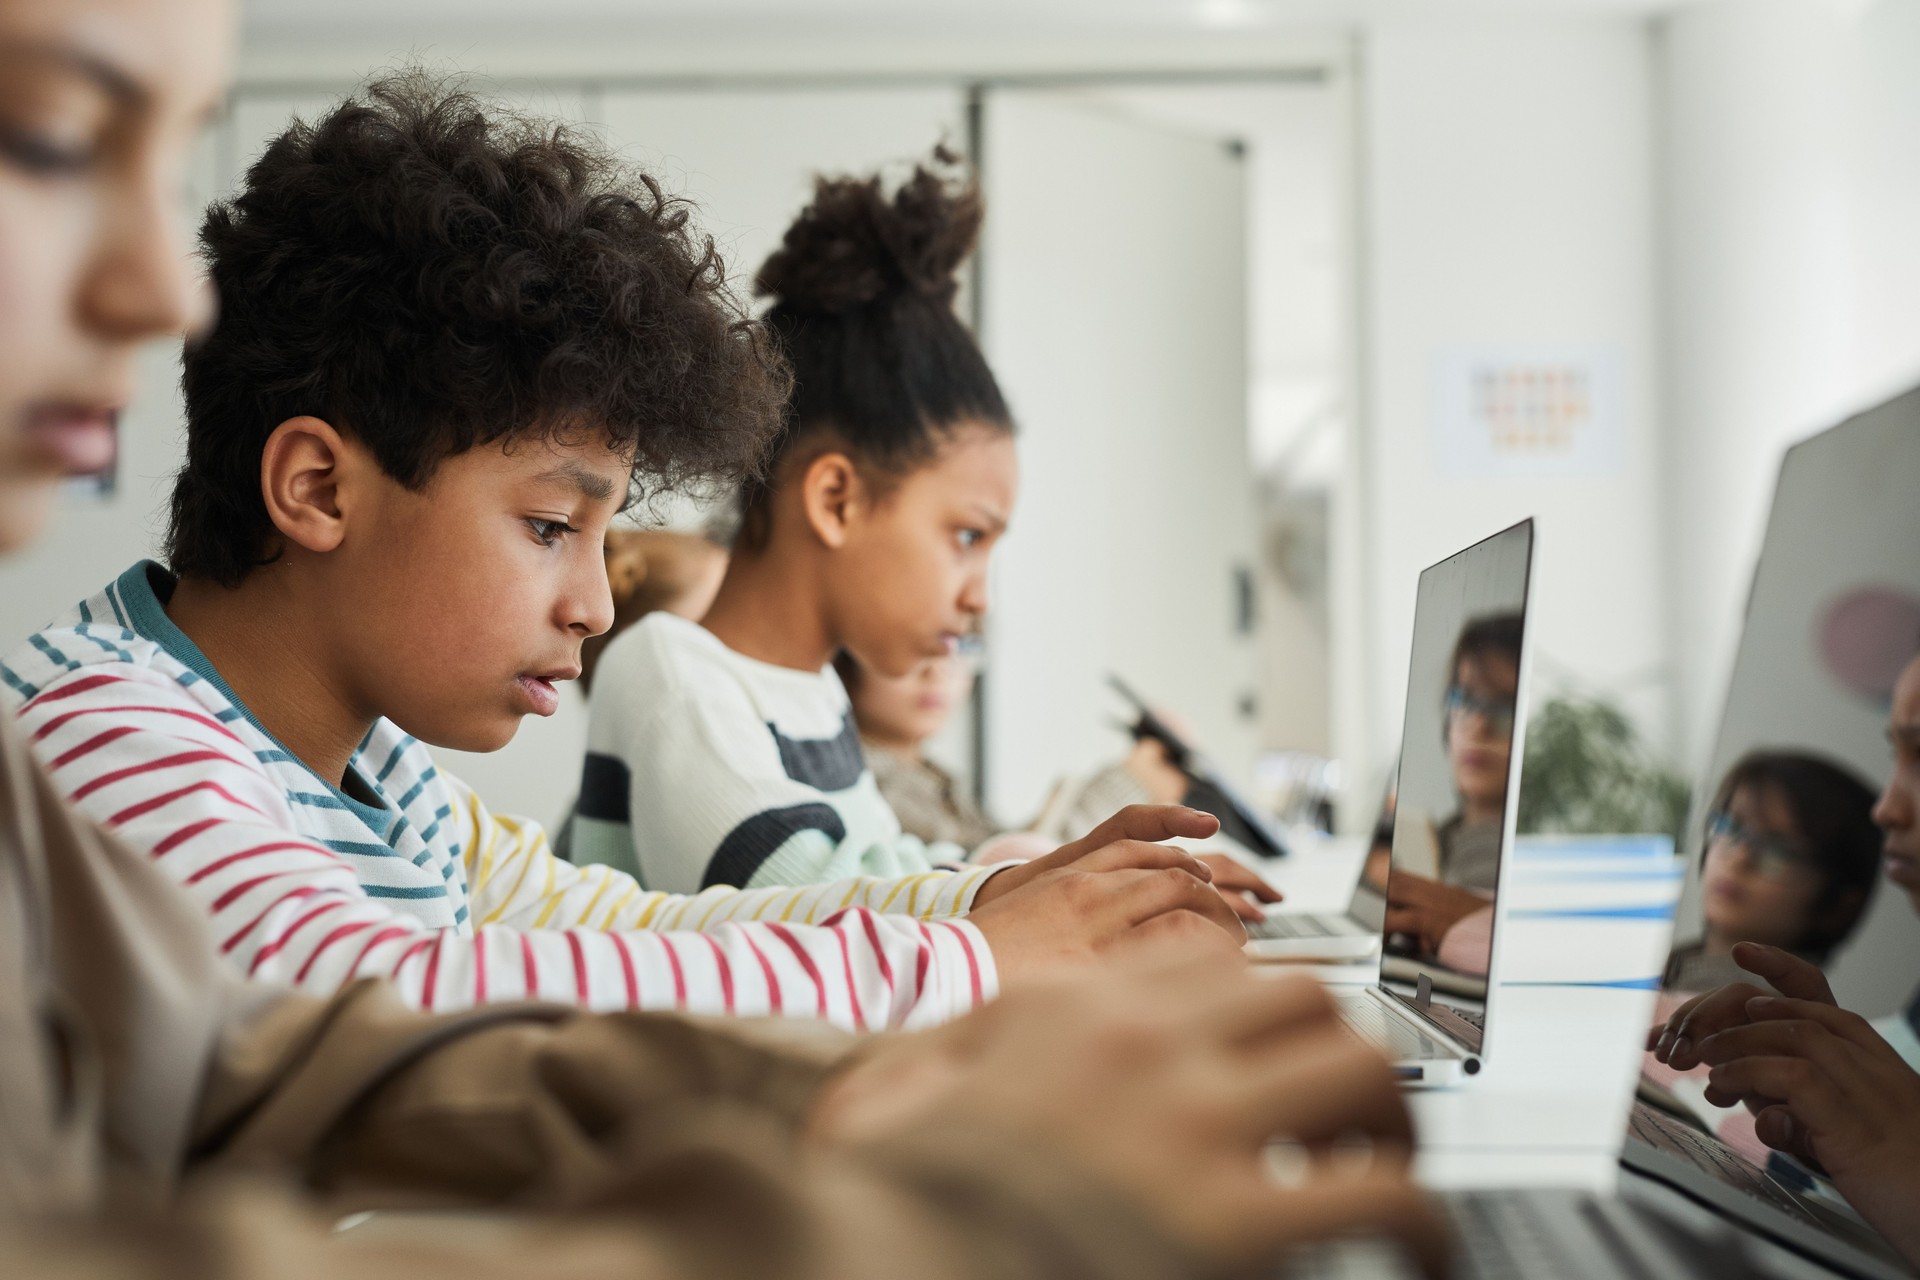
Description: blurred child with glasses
xmin=1664 ymin=751 xmax=1881 ymax=993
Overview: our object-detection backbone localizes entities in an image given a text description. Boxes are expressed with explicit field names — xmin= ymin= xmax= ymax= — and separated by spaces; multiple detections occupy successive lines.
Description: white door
xmin=978 ymin=90 xmax=1255 ymax=823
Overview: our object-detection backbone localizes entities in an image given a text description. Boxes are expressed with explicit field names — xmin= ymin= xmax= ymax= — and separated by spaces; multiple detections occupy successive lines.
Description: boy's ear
xmin=799 ymin=451 xmax=864 ymax=550
xmin=259 ymin=416 xmax=358 ymax=556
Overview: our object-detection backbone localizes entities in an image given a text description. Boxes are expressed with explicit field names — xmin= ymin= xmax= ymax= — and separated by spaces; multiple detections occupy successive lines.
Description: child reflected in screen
xmin=1381 ymin=612 xmax=1525 ymax=976
xmin=1663 ymin=751 xmax=1880 ymax=994
xmin=833 ymin=647 xmax=1191 ymax=855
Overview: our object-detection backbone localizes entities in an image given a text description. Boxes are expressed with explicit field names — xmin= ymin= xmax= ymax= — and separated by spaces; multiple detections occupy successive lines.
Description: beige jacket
xmin=0 ymin=718 xmax=1202 ymax=1279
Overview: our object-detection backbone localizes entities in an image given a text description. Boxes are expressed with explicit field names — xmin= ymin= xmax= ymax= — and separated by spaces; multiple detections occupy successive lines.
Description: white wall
xmin=1657 ymin=0 xmax=1920 ymax=769
xmin=1359 ymin=16 xmax=1668 ymax=801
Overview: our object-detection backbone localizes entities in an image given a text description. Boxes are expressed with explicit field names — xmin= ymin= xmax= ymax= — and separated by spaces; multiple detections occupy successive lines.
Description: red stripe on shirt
xmin=295 ymin=919 xmax=375 ymax=982
xmin=472 ymin=927 xmax=490 ymax=1003
xmin=20 ymin=672 xmax=127 ymax=708
xmin=699 ymin=934 xmax=735 ymax=1014
xmin=389 ymin=936 xmax=435 ymax=983
xmin=566 ymin=931 xmax=589 ymax=1004
xmin=248 ymin=900 xmax=348 ymax=974
xmin=519 ymin=932 xmax=539 ymax=999
xmin=830 ymin=926 xmax=868 ymax=1033
xmin=184 ymin=840 xmax=333 ymax=884
xmin=937 ymin=921 xmax=984 ymax=1006
xmin=104 ymin=779 xmax=265 ymax=827
xmin=152 ymin=816 xmax=222 ymax=857
xmin=346 ymin=924 xmax=413 ymax=976
xmin=48 ymin=725 xmax=139 ymax=769
xmin=220 ymin=886 xmax=319 ymax=953
xmin=32 ymin=702 xmax=248 ymax=748
xmin=742 ymin=931 xmax=783 ymax=1016
xmin=610 ymin=933 xmax=639 ymax=1008
xmin=421 ymin=933 xmax=447 ymax=1010
xmin=843 ymin=908 xmax=898 ymax=998
xmin=765 ymin=923 xmax=827 ymax=1020
xmin=69 ymin=749 xmax=244 ymax=802
xmin=659 ymin=933 xmax=688 ymax=1007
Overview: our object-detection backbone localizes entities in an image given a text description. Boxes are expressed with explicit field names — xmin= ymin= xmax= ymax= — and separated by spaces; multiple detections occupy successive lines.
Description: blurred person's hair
xmin=170 ymin=70 xmax=786 ymax=585
xmin=738 ymin=147 xmax=1011 ymax=551
xmin=1448 ymin=612 xmax=1525 ymax=683
xmin=1707 ymin=750 xmax=1882 ymax=961
xmin=579 ymin=529 xmax=727 ymax=693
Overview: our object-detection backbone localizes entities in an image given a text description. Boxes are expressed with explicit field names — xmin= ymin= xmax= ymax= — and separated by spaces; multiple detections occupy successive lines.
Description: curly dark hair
xmin=170 ymin=71 xmax=788 ymax=586
xmin=739 ymin=148 xmax=1011 ymax=551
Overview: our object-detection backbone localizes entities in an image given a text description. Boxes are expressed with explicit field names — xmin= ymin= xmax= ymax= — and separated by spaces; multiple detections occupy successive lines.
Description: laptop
xmin=1299 ymin=519 xmax=1538 ymax=1084
xmin=1284 ymin=1082 xmax=1912 ymax=1279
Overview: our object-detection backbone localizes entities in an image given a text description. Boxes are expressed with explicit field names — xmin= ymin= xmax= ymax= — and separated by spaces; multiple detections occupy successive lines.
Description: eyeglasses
xmin=1444 ymin=685 xmax=1515 ymax=734
xmin=1703 ymin=810 xmax=1817 ymax=879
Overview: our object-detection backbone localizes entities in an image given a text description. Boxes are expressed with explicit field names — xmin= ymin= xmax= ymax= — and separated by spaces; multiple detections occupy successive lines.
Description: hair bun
xmin=756 ymin=147 xmax=981 ymax=314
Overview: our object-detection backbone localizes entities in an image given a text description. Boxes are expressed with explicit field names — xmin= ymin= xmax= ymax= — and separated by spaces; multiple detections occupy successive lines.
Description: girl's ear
xmin=259 ymin=416 xmax=358 ymax=557
xmin=799 ymin=450 xmax=865 ymax=550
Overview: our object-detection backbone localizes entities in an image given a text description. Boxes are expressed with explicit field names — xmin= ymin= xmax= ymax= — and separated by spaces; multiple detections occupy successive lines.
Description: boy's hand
xmin=813 ymin=954 xmax=1447 ymax=1275
xmin=973 ymin=804 xmax=1223 ymax=904
xmin=967 ymin=835 xmax=1248 ymax=981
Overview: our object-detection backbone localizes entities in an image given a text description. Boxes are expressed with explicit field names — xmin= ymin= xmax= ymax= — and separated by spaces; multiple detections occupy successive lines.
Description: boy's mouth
xmin=515 ymin=667 xmax=578 ymax=717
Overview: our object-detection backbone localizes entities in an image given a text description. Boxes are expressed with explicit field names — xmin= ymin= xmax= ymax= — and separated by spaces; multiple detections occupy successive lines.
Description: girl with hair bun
xmin=571 ymin=152 xmax=1273 ymax=917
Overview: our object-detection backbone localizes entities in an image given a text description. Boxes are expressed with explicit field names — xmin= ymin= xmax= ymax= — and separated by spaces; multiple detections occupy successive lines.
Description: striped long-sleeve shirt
xmin=0 ymin=563 xmax=999 ymax=1031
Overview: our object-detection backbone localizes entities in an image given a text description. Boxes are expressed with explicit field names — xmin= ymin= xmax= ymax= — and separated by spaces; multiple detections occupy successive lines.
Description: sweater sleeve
xmin=15 ymin=666 xmax=993 ymax=1031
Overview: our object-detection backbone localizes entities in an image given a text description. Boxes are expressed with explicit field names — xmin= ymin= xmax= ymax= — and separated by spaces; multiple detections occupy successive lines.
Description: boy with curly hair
xmin=2 ymin=73 xmax=1242 ymax=1028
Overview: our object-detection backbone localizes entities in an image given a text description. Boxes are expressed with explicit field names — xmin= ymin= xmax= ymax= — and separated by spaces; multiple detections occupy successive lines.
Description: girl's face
xmin=0 ymin=0 xmax=231 ymax=552
xmin=847 ymin=652 xmax=975 ymax=751
xmin=1445 ymin=651 xmax=1517 ymax=809
xmin=829 ymin=423 xmax=1016 ymax=678
xmin=1700 ymin=782 xmax=1827 ymax=950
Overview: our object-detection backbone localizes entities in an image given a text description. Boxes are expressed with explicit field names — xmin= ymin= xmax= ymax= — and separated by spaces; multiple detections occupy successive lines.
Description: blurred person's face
xmin=1875 ymin=655 xmax=1920 ymax=912
xmin=669 ymin=539 xmax=728 ymax=621
xmin=847 ymin=651 xmax=974 ymax=752
xmin=1444 ymin=651 xmax=1517 ymax=812
xmin=1700 ymin=782 xmax=1827 ymax=950
xmin=0 ymin=0 xmax=231 ymax=551
xmin=826 ymin=423 xmax=1016 ymax=678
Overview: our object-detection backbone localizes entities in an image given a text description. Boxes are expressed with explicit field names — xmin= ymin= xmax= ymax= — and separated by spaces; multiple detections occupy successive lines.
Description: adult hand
xmin=812 ymin=952 xmax=1448 ymax=1275
xmin=1382 ymin=872 xmax=1487 ymax=957
xmin=1196 ymin=852 xmax=1283 ymax=923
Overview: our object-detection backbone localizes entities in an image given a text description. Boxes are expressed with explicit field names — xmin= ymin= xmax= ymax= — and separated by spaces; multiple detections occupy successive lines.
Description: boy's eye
xmin=957 ymin=528 xmax=984 ymax=549
xmin=526 ymin=517 xmax=579 ymax=548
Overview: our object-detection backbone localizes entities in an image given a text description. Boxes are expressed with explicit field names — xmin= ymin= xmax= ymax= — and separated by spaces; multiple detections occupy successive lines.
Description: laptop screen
xmin=1380 ymin=519 xmax=1535 ymax=1054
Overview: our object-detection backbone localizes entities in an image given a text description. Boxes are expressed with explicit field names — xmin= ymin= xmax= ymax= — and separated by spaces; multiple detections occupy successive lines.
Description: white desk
xmin=1250 ymin=834 xmax=1684 ymax=1191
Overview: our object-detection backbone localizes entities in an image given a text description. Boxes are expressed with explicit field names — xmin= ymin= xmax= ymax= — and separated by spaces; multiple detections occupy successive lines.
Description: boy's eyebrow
xmin=534 ymin=462 xmax=619 ymax=503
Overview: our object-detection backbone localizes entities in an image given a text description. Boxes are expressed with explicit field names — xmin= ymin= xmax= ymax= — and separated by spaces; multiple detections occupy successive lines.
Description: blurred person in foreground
xmin=1648 ymin=650 xmax=1920 ymax=1270
xmin=0 ymin=2 xmax=1447 ymax=1277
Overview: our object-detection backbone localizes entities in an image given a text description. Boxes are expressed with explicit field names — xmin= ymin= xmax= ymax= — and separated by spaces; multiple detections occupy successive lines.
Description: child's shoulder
xmin=0 ymin=587 xmax=185 ymax=709
xmin=596 ymin=612 xmax=756 ymax=700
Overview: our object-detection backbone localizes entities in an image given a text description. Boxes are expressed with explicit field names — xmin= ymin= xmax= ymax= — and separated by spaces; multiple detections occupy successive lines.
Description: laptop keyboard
xmin=1627 ymin=1104 xmax=1815 ymax=1225
xmin=1248 ymin=912 xmax=1364 ymax=940
xmin=1339 ymin=994 xmax=1450 ymax=1061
